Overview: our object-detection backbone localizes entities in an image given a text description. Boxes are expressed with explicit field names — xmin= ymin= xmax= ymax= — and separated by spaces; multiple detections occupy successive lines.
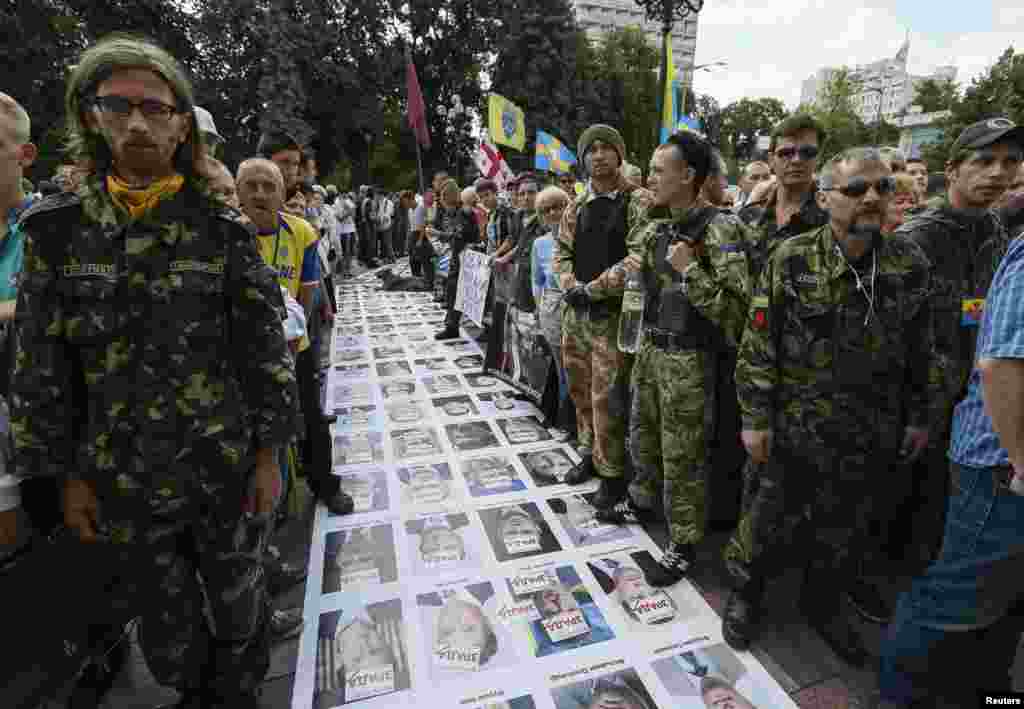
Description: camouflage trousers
xmin=723 ymin=440 xmax=901 ymax=588
xmin=562 ymin=306 xmax=632 ymax=478
xmin=101 ymin=477 xmax=271 ymax=698
xmin=629 ymin=342 xmax=708 ymax=545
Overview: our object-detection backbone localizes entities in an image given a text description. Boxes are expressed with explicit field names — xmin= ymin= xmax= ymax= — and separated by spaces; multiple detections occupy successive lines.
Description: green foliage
xmin=720 ymin=97 xmax=788 ymax=162
xmin=912 ymin=77 xmax=959 ymax=113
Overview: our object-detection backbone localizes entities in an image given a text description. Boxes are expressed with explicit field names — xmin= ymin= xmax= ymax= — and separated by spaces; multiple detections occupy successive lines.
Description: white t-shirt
xmin=335 ymin=197 xmax=357 ymax=234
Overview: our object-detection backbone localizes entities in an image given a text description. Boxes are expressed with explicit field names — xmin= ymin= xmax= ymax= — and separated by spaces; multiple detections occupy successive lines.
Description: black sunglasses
xmin=91 ymin=95 xmax=180 ymax=120
xmin=824 ymin=175 xmax=897 ymax=198
xmin=775 ymin=145 xmax=819 ymax=162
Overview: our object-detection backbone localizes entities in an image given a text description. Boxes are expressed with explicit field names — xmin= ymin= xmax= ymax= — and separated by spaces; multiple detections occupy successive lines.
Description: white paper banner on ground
xmin=296 ymin=261 xmax=799 ymax=709
xmin=454 ymin=249 xmax=492 ymax=327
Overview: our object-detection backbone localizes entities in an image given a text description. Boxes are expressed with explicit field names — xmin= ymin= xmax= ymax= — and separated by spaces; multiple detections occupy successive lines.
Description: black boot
xmin=645 ymin=541 xmax=695 ymax=587
xmin=322 ymin=488 xmax=355 ymax=517
xmin=722 ymin=576 xmax=765 ymax=651
xmin=592 ymin=475 xmax=628 ymax=510
xmin=67 ymin=632 xmax=129 ymax=709
xmin=434 ymin=326 xmax=460 ymax=340
xmin=845 ymin=575 xmax=893 ymax=624
xmin=596 ymin=497 xmax=655 ymax=525
xmin=800 ymin=563 xmax=869 ymax=668
xmin=563 ymin=454 xmax=595 ymax=485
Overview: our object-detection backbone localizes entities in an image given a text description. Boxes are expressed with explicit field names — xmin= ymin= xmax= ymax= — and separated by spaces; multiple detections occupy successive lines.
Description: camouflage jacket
xmin=631 ymin=203 xmax=751 ymax=349
xmin=10 ymin=174 xmax=298 ymax=494
xmin=737 ymin=183 xmax=828 ymax=282
xmin=553 ymin=173 xmax=651 ymax=298
xmin=896 ymin=195 xmax=1010 ymax=429
xmin=737 ymin=225 xmax=933 ymax=451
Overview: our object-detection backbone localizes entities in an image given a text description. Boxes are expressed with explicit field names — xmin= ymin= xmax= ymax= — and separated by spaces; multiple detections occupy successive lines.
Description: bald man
xmin=736 ymin=161 xmax=770 ymax=211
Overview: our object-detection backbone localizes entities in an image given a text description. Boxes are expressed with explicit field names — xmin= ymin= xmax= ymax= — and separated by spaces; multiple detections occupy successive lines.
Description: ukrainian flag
xmin=489 ymin=94 xmax=526 ymax=151
xmin=659 ymin=33 xmax=677 ymax=143
xmin=534 ymin=130 xmax=577 ymax=175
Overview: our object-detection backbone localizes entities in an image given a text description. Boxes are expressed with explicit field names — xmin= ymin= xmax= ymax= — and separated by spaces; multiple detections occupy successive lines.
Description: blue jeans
xmin=879 ymin=462 xmax=1024 ymax=704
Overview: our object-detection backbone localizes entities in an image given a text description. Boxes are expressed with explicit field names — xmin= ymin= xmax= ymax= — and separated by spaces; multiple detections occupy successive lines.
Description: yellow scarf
xmin=107 ymin=173 xmax=185 ymax=219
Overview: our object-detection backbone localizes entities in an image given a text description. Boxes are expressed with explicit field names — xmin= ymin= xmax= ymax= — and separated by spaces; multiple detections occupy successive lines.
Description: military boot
xmin=722 ymin=575 xmax=766 ymax=651
xmin=645 ymin=542 xmax=695 ymax=587
xmin=563 ymin=453 xmax=595 ymax=485
xmin=799 ymin=560 xmax=869 ymax=668
xmin=592 ymin=475 xmax=628 ymax=510
xmin=595 ymin=497 xmax=655 ymax=526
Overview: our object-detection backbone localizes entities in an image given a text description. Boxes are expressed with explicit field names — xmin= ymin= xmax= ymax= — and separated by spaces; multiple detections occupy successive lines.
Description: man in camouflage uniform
xmin=554 ymin=124 xmax=646 ymax=509
xmin=720 ymin=148 xmax=933 ymax=667
xmin=891 ymin=119 xmax=1024 ymax=570
xmin=597 ymin=132 xmax=751 ymax=586
xmin=10 ymin=37 xmax=296 ymax=707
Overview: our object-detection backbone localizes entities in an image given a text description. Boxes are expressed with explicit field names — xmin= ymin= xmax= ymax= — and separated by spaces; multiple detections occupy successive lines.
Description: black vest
xmin=573 ymin=193 xmax=629 ymax=284
xmin=642 ymin=207 xmax=722 ymax=346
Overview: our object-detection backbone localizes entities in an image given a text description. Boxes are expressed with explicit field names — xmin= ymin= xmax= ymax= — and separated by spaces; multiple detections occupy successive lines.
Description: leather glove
xmin=563 ymin=284 xmax=591 ymax=308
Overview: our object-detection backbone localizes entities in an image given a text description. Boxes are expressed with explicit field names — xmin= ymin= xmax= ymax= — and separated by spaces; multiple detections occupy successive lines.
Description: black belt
xmin=571 ymin=299 xmax=621 ymax=320
xmin=646 ymin=326 xmax=707 ymax=352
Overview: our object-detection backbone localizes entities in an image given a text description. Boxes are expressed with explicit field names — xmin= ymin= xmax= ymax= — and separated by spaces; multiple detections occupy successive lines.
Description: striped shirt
xmin=949 ymin=237 xmax=1024 ymax=467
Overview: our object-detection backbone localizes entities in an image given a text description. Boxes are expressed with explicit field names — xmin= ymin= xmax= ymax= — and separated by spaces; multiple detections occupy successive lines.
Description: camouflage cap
xmin=951 ymin=117 xmax=1024 ymax=156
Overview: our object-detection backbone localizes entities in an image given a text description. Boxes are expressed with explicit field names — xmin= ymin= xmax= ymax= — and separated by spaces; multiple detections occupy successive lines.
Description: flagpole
xmin=414 ymin=131 xmax=425 ymax=197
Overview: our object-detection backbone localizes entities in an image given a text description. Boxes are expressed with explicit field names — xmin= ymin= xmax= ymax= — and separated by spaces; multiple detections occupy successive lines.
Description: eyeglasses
xmin=91 ymin=95 xmax=180 ymax=121
xmin=823 ymin=175 xmax=896 ymax=198
xmin=775 ymin=145 xmax=819 ymax=162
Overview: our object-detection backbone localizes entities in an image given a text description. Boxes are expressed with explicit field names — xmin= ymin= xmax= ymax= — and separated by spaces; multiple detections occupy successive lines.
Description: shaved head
xmin=237 ymin=157 xmax=284 ymax=189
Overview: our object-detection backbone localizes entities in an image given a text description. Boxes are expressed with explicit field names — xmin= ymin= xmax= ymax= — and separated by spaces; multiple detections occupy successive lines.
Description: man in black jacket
xmin=431 ymin=178 xmax=481 ymax=340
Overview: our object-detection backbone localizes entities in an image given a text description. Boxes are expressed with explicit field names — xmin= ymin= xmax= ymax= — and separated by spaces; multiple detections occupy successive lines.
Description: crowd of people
xmin=2 ymin=30 xmax=1024 ymax=709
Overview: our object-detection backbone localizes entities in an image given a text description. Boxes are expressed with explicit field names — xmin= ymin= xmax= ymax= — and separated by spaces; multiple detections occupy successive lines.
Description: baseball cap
xmin=193 ymin=106 xmax=224 ymax=144
xmin=951 ymin=118 xmax=1024 ymax=156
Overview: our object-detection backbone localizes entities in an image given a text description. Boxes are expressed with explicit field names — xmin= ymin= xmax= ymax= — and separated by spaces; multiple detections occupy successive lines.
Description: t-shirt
xmin=256 ymin=212 xmax=320 ymax=352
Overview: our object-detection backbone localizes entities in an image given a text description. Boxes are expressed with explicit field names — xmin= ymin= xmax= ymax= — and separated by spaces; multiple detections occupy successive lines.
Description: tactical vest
xmin=573 ymin=192 xmax=630 ymax=285
xmin=642 ymin=207 xmax=721 ymax=346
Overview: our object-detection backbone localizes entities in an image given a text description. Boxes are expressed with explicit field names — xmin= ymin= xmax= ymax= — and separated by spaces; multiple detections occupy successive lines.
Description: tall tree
xmin=490 ymin=0 xmax=580 ymax=174
xmin=719 ymin=97 xmax=787 ymax=161
xmin=802 ymin=67 xmax=871 ymax=158
xmin=912 ymin=77 xmax=960 ymax=113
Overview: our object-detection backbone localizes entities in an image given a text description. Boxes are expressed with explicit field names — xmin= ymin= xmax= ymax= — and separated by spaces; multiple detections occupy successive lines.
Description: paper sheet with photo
xmin=454 ymin=249 xmax=492 ymax=327
xmin=296 ymin=265 xmax=798 ymax=709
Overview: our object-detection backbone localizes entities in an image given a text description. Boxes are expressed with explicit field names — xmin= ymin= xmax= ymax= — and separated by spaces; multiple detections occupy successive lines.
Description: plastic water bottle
xmin=618 ymin=272 xmax=645 ymax=354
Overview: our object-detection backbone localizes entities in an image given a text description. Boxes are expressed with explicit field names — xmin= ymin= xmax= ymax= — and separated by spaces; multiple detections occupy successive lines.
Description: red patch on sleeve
xmin=752 ymin=309 xmax=768 ymax=330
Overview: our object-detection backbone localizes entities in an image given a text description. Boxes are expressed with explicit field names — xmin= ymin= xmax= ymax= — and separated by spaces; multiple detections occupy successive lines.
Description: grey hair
xmin=0 ymin=93 xmax=31 ymax=144
xmin=236 ymin=157 xmax=284 ymax=189
xmin=818 ymin=147 xmax=888 ymax=190
xmin=536 ymin=185 xmax=569 ymax=211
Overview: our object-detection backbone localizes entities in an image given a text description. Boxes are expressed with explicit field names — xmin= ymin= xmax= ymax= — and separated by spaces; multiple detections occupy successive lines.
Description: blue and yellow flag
xmin=534 ymin=130 xmax=577 ymax=174
xmin=659 ymin=33 xmax=678 ymax=143
xmin=489 ymin=94 xmax=526 ymax=151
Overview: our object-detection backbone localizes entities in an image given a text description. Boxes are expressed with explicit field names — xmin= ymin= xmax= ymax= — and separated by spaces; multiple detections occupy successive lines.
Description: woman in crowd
xmin=883 ymin=173 xmax=920 ymax=233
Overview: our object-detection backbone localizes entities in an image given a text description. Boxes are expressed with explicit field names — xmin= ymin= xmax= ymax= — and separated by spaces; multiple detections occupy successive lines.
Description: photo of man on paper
xmin=384 ymin=400 xmax=429 ymax=426
xmin=333 ymin=470 xmax=389 ymax=517
xmin=651 ymin=643 xmax=779 ymax=709
xmin=479 ymin=503 xmax=563 ymax=562
xmin=444 ymin=339 xmax=481 ymax=355
xmin=460 ymin=455 xmax=527 ymax=497
xmin=433 ymin=395 xmax=481 ymax=419
xmin=475 ymin=391 xmax=521 ymax=416
xmin=334 ymin=337 xmax=364 ymax=350
xmin=504 ymin=565 xmax=615 ymax=658
xmin=334 ymin=405 xmax=379 ymax=431
xmin=333 ymin=431 xmax=385 ymax=467
xmin=398 ymin=463 xmax=461 ymax=508
xmin=519 ymin=448 xmax=578 ymax=487
xmin=323 ymin=525 xmax=399 ymax=594
xmin=333 ymin=348 xmax=368 ymax=364
xmin=331 ymin=382 xmax=372 ymax=409
xmin=423 ymin=374 xmax=463 ymax=395
xmin=315 ymin=599 xmax=411 ymax=708
xmin=550 ymin=668 xmax=657 ymax=709
xmin=377 ymin=360 xmax=413 ymax=378
xmin=381 ymin=379 xmax=417 ymax=400
xmin=406 ymin=513 xmax=482 ymax=576
xmin=464 ymin=372 xmax=501 ymax=389
xmin=373 ymin=345 xmax=404 ymax=360
xmin=415 ymin=357 xmax=453 ymax=373
xmin=454 ymin=354 xmax=485 ymax=371
xmin=336 ymin=363 xmax=372 ymax=380
xmin=446 ymin=420 xmax=502 ymax=453
xmin=548 ymin=494 xmax=634 ymax=547
xmin=391 ymin=426 xmax=444 ymax=460
xmin=586 ymin=554 xmax=691 ymax=629
xmin=416 ymin=583 xmax=519 ymax=682
xmin=496 ymin=416 xmax=552 ymax=446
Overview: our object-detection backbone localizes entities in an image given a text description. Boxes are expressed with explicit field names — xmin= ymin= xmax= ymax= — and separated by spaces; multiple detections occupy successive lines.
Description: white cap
xmin=194 ymin=106 xmax=224 ymax=144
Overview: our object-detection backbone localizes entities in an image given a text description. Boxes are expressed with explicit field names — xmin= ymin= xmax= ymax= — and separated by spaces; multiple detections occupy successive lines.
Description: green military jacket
xmin=737 ymin=225 xmax=934 ymax=452
xmin=10 ymin=174 xmax=298 ymax=499
xmin=632 ymin=202 xmax=751 ymax=349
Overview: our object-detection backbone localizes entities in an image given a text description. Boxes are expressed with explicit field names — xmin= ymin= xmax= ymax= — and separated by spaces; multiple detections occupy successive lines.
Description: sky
xmin=689 ymin=0 xmax=1024 ymax=108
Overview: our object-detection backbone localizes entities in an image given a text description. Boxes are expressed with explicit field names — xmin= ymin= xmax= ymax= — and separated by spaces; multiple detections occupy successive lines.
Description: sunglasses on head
xmin=775 ymin=145 xmax=819 ymax=162
xmin=824 ymin=175 xmax=896 ymax=198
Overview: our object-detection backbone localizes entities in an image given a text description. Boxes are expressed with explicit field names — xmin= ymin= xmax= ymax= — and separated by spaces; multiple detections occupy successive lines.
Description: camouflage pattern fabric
xmin=736 ymin=183 xmax=828 ymax=283
xmin=724 ymin=225 xmax=933 ymax=582
xmin=10 ymin=173 xmax=297 ymax=693
xmin=561 ymin=307 xmax=632 ymax=478
xmin=626 ymin=204 xmax=752 ymax=545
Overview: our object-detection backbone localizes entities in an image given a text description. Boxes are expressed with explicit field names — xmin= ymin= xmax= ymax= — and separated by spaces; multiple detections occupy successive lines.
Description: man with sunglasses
xmin=739 ymin=115 xmax=829 ymax=281
xmin=9 ymin=36 xmax=299 ymax=706
xmin=888 ymin=119 xmax=1024 ymax=587
xmin=721 ymin=148 xmax=933 ymax=668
